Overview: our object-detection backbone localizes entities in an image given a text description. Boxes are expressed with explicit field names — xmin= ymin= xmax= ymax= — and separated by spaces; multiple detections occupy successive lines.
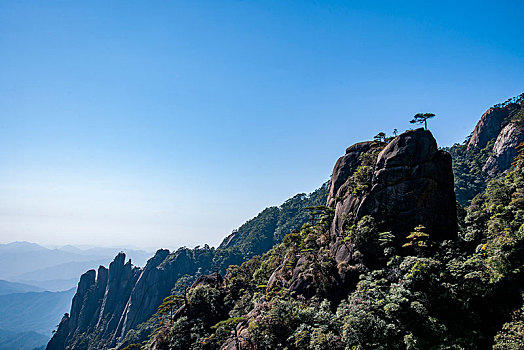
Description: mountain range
xmin=0 ymin=243 xmax=154 ymax=350
xmin=0 ymin=242 xmax=152 ymax=291
xmin=44 ymin=93 xmax=524 ymax=349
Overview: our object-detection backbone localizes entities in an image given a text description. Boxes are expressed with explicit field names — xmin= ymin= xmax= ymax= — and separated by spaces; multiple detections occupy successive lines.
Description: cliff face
xmin=267 ymin=129 xmax=458 ymax=302
xmin=467 ymin=107 xmax=510 ymax=151
xmin=46 ymin=186 xmax=328 ymax=350
xmin=356 ymin=129 xmax=457 ymax=241
xmin=326 ymin=141 xmax=382 ymax=235
xmin=447 ymin=94 xmax=524 ymax=206
xmin=46 ymin=248 xmax=214 ymax=350
xmin=467 ymin=97 xmax=524 ymax=176
xmin=483 ymin=121 xmax=524 ymax=175
xmin=328 ymin=128 xmax=456 ymax=254
xmin=330 ymin=129 xmax=455 ymax=286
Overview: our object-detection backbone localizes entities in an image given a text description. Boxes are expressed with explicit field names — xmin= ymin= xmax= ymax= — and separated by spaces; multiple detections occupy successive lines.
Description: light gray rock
xmin=483 ymin=122 xmax=524 ymax=176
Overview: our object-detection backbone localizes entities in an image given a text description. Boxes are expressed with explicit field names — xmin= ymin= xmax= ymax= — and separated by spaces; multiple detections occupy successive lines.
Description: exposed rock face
xmin=46 ymin=313 xmax=70 ymax=350
xmin=282 ymin=129 xmax=457 ymax=300
xmin=467 ymin=107 xmax=510 ymax=151
xmin=466 ymin=100 xmax=524 ymax=176
xmin=191 ymin=272 xmax=223 ymax=289
xmin=322 ymin=129 xmax=456 ymax=295
xmin=47 ymin=248 xmax=215 ymax=350
xmin=483 ymin=122 xmax=524 ymax=176
xmin=46 ymin=253 xmax=141 ymax=350
xmin=328 ymin=129 xmax=456 ymax=246
xmin=327 ymin=141 xmax=384 ymax=236
xmin=357 ymin=129 xmax=457 ymax=242
xmin=327 ymin=141 xmax=377 ymax=208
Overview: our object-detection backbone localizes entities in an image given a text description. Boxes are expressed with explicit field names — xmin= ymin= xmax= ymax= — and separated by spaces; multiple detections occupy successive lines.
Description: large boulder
xmin=327 ymin=128 xmax=457 ymax=276
xmin=287 ymin=129 xmax=458 ymax=300
xmin=356 ymin=128 xmax=457 ymax=243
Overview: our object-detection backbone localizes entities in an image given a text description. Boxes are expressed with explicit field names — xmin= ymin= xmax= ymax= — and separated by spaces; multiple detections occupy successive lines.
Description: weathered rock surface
xmin=466 ymin=99 xmax=524 ymax=176
xmin=322 ymin=129 xmax=456 ymax=296
xmin=327 ymin=141 xmax=384 ymax=236
xmin=282 ymin=129 xmax=457 ymax=300
xmin=46 ymin=313 xmax=70 ymax=350
xmin=327 ymin=141 xmax=377 ymax=208
xmin=47 ymin=248 xmax=215 ymax=350
xmin=467 ymin=107 xmax=510 ymax=151
xmin=357 ymin=129 xmax=457 ymax=242
xmin=328 ymin=129 xmax=456 ymax=255
xmin=483 ymin=122 xmax=524 ymax=176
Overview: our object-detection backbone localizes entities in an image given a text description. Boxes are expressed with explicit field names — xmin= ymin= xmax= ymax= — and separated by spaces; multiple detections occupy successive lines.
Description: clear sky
xmin=1 ymin=0 xmax=523 ymax=250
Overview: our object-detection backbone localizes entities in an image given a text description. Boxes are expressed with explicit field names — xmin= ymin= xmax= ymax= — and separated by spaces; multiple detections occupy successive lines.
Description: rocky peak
xmin=357 ymin=129 xmax=457 ymax=242
xmin=327 ymin=128 xmax=457 ymax=286
xmin=280 ymin=129 xmax=458 ymax=301
xmin=467 ymin=107 xmax=510 ymax=151
xmin=466 ymin=97 xmax=524 ymax=176
xmin=77 ymin=269 xmax=96 ymax=294
xmin=483 ymin=119 xmax=524 ymax=176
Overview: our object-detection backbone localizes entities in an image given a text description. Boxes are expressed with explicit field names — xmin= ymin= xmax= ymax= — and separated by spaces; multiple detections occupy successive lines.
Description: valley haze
xmin=1 ymin=1 xmax=523 ymax=350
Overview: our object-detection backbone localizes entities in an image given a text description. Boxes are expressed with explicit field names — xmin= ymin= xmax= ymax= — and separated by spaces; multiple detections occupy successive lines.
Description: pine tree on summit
xmin=410 ymin=113 xmax=435 ymax=130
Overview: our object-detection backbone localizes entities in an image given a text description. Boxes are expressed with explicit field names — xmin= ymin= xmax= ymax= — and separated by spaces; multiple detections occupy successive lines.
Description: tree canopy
xmin=410 ymin=113 xmax=435 ymax=130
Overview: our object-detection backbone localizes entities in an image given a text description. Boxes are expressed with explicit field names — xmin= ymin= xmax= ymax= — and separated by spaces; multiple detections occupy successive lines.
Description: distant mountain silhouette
xmin=0 ymin=242 xmax=152 ymax=291
xmin=0 ymin=329 xmax=49 ymax=350
xmin=0 ymin=288 xmax=76 ymax=336
xmin=0 ymin=280 xmax=43 ymax=296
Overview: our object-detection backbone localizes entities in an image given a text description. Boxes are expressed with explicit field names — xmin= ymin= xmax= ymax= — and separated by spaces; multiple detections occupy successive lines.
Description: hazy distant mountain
xmin=0 ymin=280 xmax=43 ymax=296
xmin=0 ymin=242 xmax=153 ymax=291
xmin=0 ymin=289 xmax=75 ymax=336
xmin=0 ymin=242 xmax=106 ymax=280
xmin=9 ymin=278 xmax=80 ymax=293
xmin=0 ymin=329 xmax=48 ymax=350
xmin=10 ymin=259 xmax=111 ymax=291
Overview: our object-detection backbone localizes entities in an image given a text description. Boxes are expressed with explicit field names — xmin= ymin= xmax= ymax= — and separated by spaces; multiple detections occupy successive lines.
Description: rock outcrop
xmin=467 ymin=107 xmax=510 ymax=151
xmin=278 ymin=129 xmax=458 ymax=300
xmin=326 ymin=141 xmax=383 ymax=235
xmin=356 ymin=129 xmax=457 ymax=242
xmin=483 ymin=121 xmax=524 ymax=176
xmin=466 ymin=97 xmax=524 ymax=176
xmin=47 ymin=248 xmax=215 ymax=350
xmin=329 ymin=129 xmax=456 ymax=246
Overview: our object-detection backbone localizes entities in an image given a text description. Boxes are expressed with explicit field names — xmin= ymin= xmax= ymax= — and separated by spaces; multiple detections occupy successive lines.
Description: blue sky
xmin=1 ymin=0 xmax=523 ymax=249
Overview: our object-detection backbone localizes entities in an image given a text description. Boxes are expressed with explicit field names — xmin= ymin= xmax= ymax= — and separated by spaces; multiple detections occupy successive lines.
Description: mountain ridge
xmin=47 ymin=93 xmax=524 ymax=350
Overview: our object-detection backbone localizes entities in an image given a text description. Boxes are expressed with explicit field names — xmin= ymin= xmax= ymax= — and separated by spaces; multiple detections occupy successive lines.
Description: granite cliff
xmin=468 ymin=94 xmax=524 ymax=176
xmin=269 ymin=129 xmax=457 ymax=301
xmin=46 ymin=186 xmax=328 ymax=350
xmin=47 ymin=94 xmax=524 ymax=350
xmin=46 ymin=248 xmax=212 ymax=350
xmin=447 ymin=93 xmax=524 ymax=206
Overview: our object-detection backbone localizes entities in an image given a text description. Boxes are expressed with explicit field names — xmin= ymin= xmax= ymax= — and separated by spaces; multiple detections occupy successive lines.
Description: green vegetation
xmin=213 ymin=184 xmax=329 ymax=273
xmin=116 ymin=184 xmax=329 ymax=349
xmin=134 ymin=144 xmax=524 ymax=349
xmin=445 ymin=138 xmax=494 ymax=206
xmin=410 ymin=112 xmax=435 ymax=130
xmin=56 ymin=95 xmax=524 ymax=350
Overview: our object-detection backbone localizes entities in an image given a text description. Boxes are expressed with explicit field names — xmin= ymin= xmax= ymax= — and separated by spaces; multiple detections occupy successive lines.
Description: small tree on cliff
xmin=374 ymin=132 xmax=386 ymax=143
xmin=410 ymin=113 xmax=435 ymax=130
xmin=403 ymin=225 xmax=433 ymax=256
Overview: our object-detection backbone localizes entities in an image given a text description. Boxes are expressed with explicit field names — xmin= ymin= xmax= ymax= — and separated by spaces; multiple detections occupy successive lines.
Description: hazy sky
xmin=1 ymin=0 xmax=523 ymax=250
